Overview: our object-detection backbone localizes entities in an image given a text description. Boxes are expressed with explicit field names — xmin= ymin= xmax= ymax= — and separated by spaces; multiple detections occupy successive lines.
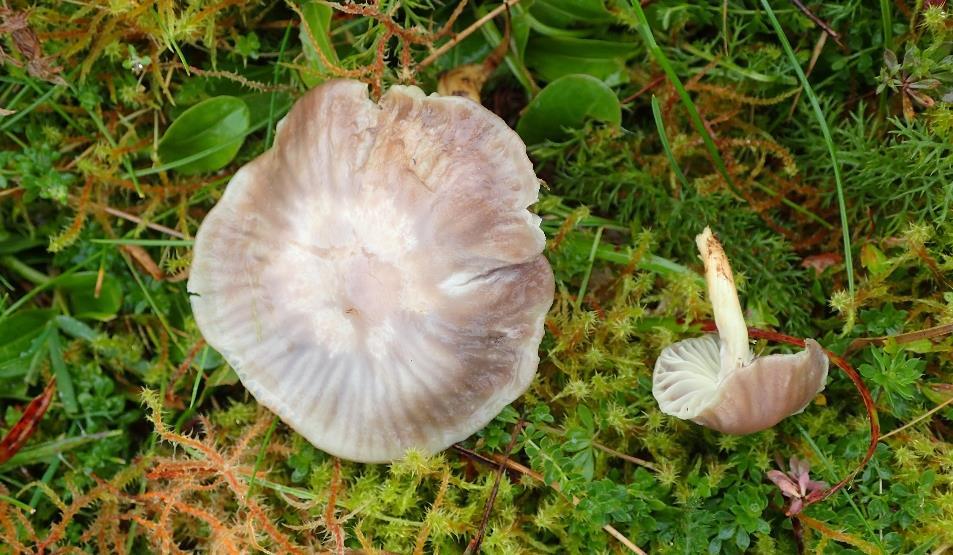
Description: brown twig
xmin=417 ymin=0 xmax=522 ymax=70
xmin=604 ymin=524 xmax=648 ymax=554
xmin=120 ymin=244 xmax=165 ymax=281
xmin=433 ymin=0 xmax=470 ymax=40
xmin=451 ymin=445 xmax=647 ymax=554
xmin=540 ymin=425 xmax=658 ymax=471
xmin=592 ymin=441 xmax=659 ymax=472
xmin=464 ymin=418 xmax=522 ymax=554
xmin=621 ymin=73 xmax=666 ymax=104
xmin=880 ymin=388 xmax=953 ymax=440
xmin=0 ymin=187 xmax=23 ymax=199
xmin=93 ymin=201 xmax=187 ymax=239
xmin=790 ymin=0 xmax=845 ymax=48
xmin=848 ymin=322 xmax=953 ymax=353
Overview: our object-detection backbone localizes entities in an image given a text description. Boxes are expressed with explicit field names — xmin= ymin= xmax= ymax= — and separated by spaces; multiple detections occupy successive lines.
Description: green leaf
xmin=57 ymin=272 xmax=123 ymax=321
xmin=563 ymin=429 xmax=591 ymax=451
xmin=516 ymin=74 xmax=621 ymax=144
xmin=240 ymin=92 xmax=293 ymax=129
xmin=54 ymin=315 xmax=100 ymax=341
xmin=525 ymin=36 xmax=634 ymax=84
xmin=0 ymin=309 xmax=55 ymax=362
xmin=858 ymin=349 xmax=924 ymax=418
xmin=576 ymin=404 xmax=595 ymax=433
xmin=194 ymin=344 xmax=225 ymax=371
xmin=860 ymin=243 xmax=889 ymax=275
xmin=735 ymin=528 xmax=750 ymax=550
xmin=512 ymin=6 xmax=532 ymax=60
xmin=571 ymin=447 xmax=595 ymax=480
xmin=207 ymin=364 xmax=239 ymax=387
xmin=299 ymin=0 xmax=338 ymax=87
xmin=0 ymin=234 xmax=44 ymax=255
xmin=531 ymin=0 xmax=615 ymax=27
xmin=157 ymin=96 xmax=250 ymax=175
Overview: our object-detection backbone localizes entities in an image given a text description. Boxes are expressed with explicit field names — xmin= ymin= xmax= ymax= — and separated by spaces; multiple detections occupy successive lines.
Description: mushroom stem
xmin=696 ymin=227 xmax=751 ymax=369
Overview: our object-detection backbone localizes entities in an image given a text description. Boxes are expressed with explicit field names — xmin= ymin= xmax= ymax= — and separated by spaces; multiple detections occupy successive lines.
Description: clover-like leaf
xmin=158 ymin=96 xmax=250 ymax=175
xmin=516 ymin=74 xmax=621 ymax=144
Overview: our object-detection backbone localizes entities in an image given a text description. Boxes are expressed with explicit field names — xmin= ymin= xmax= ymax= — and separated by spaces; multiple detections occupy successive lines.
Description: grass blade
xmin=0 ymin=431 xmax=122 ymax=470
xmin=266 ymin=24 xmax=295 ymax=149
xmin=46 ymin=331 xmax=78 ymax=416
xmin=879 ymin=0 xmax=892 ymax=51
xmin=759 ymin=0 xmax=855 ymax=298
xmin=91 ymin=238 xmax=194 ymax=247
xmin=650 ymin=95 xmax=691 ymax=191
xmin=574 ymin=226 xmax=604 ymax=311
xmin=629 ymin=2 xmax=739 ymax=196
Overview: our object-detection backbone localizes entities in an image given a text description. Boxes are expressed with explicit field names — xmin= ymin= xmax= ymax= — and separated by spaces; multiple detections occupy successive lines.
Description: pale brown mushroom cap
xmin=651 ymin=227 xmax=828 ymax=434
xmin=188 ymin=80 xmax=554 ymax=463
xmin=653 ymin=335 xmax=829 ymax=434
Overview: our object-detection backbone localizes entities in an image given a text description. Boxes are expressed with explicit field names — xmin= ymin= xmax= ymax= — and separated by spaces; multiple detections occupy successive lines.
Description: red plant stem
xmin=699 ymin=322 xmax=880 ymax=509
xmin=0 ymin=379 xmax=57 ymax=465
xmin=621 ymin=73 xmax=666 ymax=104
xmin=165 ymin=338 xmax=206 ymax=403
xmin=325 ymin=457 xmax=345 ymax=555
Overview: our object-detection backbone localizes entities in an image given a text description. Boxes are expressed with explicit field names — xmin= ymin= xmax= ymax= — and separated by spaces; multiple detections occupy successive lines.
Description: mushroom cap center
xmin=342 ymin=252 xmax=402 ymax=321
xmin=265 ymin=196 xmax=427 ymax=357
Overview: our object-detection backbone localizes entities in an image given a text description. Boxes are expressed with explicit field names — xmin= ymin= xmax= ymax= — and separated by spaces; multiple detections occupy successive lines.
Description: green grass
xmin=629 ymin=2 xmax=739 ymax=196
xmin=760 ymin=0 xmax=855 ymax=298
xmin=650 ymin=94 xmax=691 ymax=191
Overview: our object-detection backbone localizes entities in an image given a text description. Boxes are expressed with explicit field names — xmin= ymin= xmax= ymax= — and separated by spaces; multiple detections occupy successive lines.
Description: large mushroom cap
xmin=188 ymin=80 xmax=554 ymax=463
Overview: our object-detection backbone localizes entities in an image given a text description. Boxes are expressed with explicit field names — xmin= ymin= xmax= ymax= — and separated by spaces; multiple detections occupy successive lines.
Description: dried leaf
xmin=0 ymin=9 xmax=66 ymax=85
xmin=0 ymin=380 xmax=57 ymax=465
xmin=801 ymin=252 xmax=842 ymax=274
xmin=438 ymin=64 xmax=491 ymax=103
xmin=121 ymin=245 xmax=165 ymax=281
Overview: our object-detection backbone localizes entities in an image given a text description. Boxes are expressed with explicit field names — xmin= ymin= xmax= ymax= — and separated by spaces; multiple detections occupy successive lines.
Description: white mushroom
xmin=652 ymin=227 xmax=828 ymax=434
xmin=188 ymin=80 xmax=554 ymax=463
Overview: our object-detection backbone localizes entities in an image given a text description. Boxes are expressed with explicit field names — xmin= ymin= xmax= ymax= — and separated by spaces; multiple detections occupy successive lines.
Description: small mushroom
xmin=652 ymin=227 xmax=828 ymax=434
xmin=188 ymin=80 xmax=554 ymax=463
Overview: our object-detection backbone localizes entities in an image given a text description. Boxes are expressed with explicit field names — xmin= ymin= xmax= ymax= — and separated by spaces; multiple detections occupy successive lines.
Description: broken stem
xmin=696 ymin=227 xmax=750 ymax=369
